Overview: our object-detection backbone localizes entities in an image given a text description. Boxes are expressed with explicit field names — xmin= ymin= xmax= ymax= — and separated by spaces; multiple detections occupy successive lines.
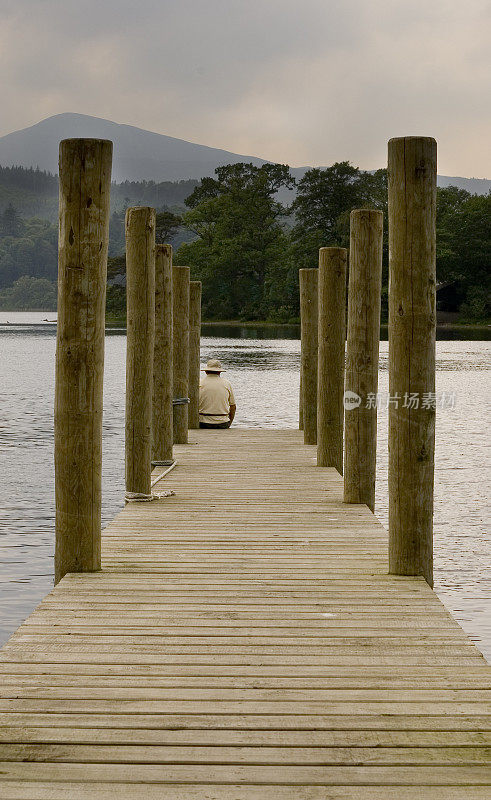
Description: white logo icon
xmin=343 ymin=391 xmax=361 ymax=410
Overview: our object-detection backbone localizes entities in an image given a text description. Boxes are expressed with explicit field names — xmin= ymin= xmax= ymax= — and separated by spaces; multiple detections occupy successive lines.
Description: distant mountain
xmin=0 ymin=113 xmax=267 ymax=183
xmin=0 ymin=113 xmax=489 ymax=194
xmin=434 ymin=174 xmax=491 ymax=195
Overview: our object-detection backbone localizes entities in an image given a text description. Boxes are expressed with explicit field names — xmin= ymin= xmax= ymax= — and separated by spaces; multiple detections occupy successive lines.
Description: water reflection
xmin=202 ymin=323 xmax=491 ymax=341
xmin=2 ymin=314 xmax=490 ymax=343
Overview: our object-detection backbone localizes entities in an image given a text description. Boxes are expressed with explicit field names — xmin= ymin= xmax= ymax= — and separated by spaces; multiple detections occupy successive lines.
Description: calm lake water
xmin=1 ymin=312 xmax=490 ymax=661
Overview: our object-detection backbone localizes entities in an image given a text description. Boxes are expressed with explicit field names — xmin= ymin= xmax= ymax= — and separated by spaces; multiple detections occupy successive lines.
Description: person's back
xmin=199 ymin=359 xmax=236 ymax=429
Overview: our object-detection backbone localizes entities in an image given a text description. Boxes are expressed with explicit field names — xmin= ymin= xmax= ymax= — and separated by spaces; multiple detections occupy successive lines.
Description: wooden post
xmin=173 ymin=265 xmax=190 ymax=443
xmin=299 ymin=372 xmax=304 ymax=430
xmin=152 ymin=244 xmax=173 ymax=465
xmin=125 ymin=207 xmax=156 ymax=496
xmin=54 ymin=138 xmax=112 ymax=585
xmin=299 ymin=268 xmax=318 ymax=445
xmin=317 ymin=248 xmax=347 ymax=472
xmin=299 ymin=294 xmax=303 ymax=430
xmin=344 ymin=210 xmax=383 ymax=510
xmin=188 ymin=280 xmax=202 ymax=429
xmin=388 ymin=136 xmax=437 ymax=587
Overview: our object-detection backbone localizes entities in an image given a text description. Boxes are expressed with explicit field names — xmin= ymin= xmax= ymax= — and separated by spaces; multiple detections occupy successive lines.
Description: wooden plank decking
xmin=0 ymin=428 xmax=490 ymax=798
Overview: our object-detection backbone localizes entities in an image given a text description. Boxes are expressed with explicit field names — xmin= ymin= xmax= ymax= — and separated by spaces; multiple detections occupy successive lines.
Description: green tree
xmin=436 ymin=186 xmax=472 ymax=282
xmin=287 ymin=164 xmax=389 ymax=317
xmin=177 ymin=163 xmax=294 ymax=320
xmin=1 ymin=204 xmax=24 ymax=237
xmin=155 ymin=210 xmax=182 ymax=244
xmin=290 ymin=162 xmax=380 ymax=269
xmin=0 ymin=217 xmax=58 ymax=288
xmin=108 ymin=209 xmax=126 ymax=257
xmin=107 ymin=254 xmax=126 ymax=282
xmin=0 ymin=275 xmax=57 ymax=310
xmin=436 ymin=188 xmax=490 ymax=320
xmin=105 ymin=284 xmax=126 ymax=320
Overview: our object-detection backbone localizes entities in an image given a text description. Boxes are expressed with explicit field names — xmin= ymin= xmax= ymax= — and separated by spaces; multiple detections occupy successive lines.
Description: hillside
xmin=0 ymin=114 xmax=267 ymax=183
xmin=0 ymin=113 xmax=490 ymax=193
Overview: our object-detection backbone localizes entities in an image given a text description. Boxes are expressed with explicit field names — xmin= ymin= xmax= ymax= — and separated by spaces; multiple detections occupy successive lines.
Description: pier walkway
xmin=0 ymin=428 xmax=490 ymax=798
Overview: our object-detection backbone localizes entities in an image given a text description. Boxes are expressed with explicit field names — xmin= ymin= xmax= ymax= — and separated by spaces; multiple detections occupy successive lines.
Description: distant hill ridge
xmin=0 ymin=113 xmax=489 ymax=194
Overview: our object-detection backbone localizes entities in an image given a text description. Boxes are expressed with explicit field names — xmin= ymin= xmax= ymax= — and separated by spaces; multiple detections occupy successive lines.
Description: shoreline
xmin=1 ymin=312 xmax=490 ymax=336
xmin=106 ymin=318 xmax=491 ymax=330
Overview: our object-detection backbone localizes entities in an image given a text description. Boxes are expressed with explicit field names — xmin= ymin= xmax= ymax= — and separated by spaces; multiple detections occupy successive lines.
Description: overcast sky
xmin=0 ymin=0 xmax=489 ymax=176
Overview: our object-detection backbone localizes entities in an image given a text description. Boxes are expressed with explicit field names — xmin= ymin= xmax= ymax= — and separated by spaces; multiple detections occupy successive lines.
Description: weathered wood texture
xmin=317 ymin=248 xmax=347 ymax=473
xmin=299 ymin=269 xmax=318 ymax=444
xmin=152 ymin=244 xmax=173 ymax=464
xmin=299 ymin=371 xmax=303 ymax=429
xmin=388 ymin=137 xmax=437 ymax=587
xmin=172 ymin=266 xmax=190 ymax=444
xmin=188 ymin=280 xmax=202 ymax=429
xmin=54 ymin=138 xmax=112 ymax=584
xmin=1 ymin=429 xmax=490 ymax=797
xmin=125 ymin=207 xmax=156 ymax=496
xmin=344 ymin=211 xmax=383 ymax=510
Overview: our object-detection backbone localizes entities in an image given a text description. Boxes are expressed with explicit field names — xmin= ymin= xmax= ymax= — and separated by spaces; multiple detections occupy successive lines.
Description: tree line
xmin=0 ymin=164 xmax=197 ymax=224
xmin=0 ymin=162 xmax=489 ymax=321
xmin=176 ymin=162 xmax=489 ymax=323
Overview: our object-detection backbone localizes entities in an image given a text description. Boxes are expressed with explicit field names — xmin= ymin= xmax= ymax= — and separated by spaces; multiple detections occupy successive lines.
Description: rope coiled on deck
xmin=125 ymin=490 xmax=175 ymax=503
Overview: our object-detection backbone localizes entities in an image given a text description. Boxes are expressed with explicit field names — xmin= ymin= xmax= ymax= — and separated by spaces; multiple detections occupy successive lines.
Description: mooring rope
xmin=125 ymin=489 xmax=175 ymax=503
xmin=124 ymin=460 xmax=178 ymax=502
xmin=150 ymin=459 xmax=178 ymax=488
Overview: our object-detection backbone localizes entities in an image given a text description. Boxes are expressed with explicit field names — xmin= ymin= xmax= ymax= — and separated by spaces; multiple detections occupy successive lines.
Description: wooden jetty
xmin=0 ymin=428 xmax=490 ymax=798
xmin=1 ymin=135 xmax=490 ymax=796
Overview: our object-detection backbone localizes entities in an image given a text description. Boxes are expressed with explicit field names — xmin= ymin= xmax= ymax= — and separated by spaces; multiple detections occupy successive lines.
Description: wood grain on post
xmin=299 ymin=280 xmax=303 ymax=430
xmin=125 ymin=207 xmax=156 ymax=496
xmin=188 ymin=280 xmax=202 ymax=429
xmin=152 ymin=244 xmax=173 ymax=464
xmin=317 ymin=248 xmax=347 ymax=473
xmin=344 ymin=210 xmax=383 ymax=510
xmin=299 ymin=371 xmax=304 ymax=430
xmin=299 ymin=269 xmax=318 ymax=445
xmin=173 ymin=265 xmax=190 ymax=443
xmin=54 ymin=138 xmax=112 ymax=584
xmin=388 ymin=136 xmax=437 ymax=587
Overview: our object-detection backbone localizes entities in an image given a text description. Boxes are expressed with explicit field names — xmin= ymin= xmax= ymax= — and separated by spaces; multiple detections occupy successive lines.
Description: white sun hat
xmin=202 ymin=358 xmax=224 ymax=373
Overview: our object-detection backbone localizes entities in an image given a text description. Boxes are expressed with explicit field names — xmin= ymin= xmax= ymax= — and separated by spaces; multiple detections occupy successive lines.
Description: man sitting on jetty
xmin=198 ymin=359 xmax=236 ymax=429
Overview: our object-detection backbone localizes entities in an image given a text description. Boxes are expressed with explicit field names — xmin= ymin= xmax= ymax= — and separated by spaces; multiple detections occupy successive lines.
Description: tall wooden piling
xmin=152 ymin=244 xmax=173 ymax=464
xmin=317 ymin=248 xmax=347 ymax=472
xmin=344 ymin=210 xmax=383 ymax=510
xmin=125 ymin=207 xmax=156 ymax=496
xmin=173 ymin=265 xmax=190 ymax=443
xmin=299 ymin=268 xmax=318 ymax=445
xmin=388 ymin=136 xmax=437 ymax=587
xmin=188 ymin=280 xmax=202 ymax=429
xmin=54 ymin=138 xmax=112 ymax=584
xmin=299 ymin=372 xmax=304 ymax=430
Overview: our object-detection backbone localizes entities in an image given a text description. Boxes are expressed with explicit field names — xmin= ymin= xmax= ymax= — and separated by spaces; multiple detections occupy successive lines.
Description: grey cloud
xmin=0 ymin=0 xmax=489 ymax=175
